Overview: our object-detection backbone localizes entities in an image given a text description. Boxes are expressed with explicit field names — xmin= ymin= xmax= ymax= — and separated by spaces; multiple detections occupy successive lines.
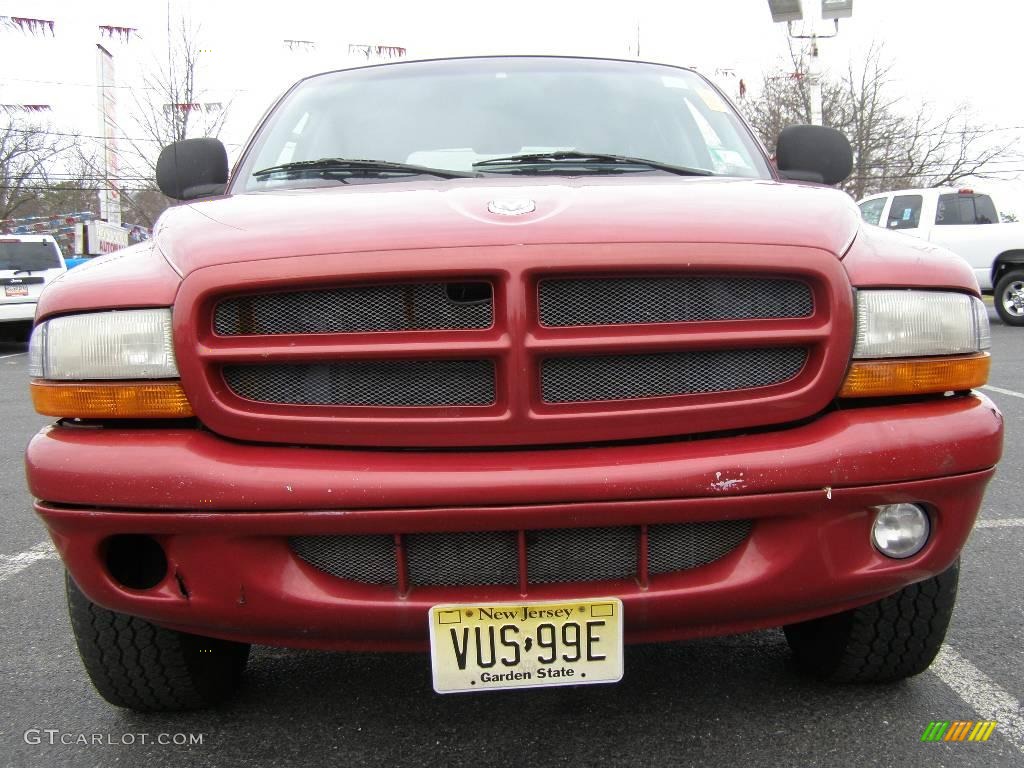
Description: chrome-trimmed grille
xmin=538 ymin=276 xmax=813 ymax=327
xmin=541 ymin=347 xmax=808 ymax=404
xmin=215 ymin=281 xmax=493 ymax=336
xmin=289 ymin=520 xmax=751 ymax=589
xmin=223 ymin=359 xmax=496 ymax=407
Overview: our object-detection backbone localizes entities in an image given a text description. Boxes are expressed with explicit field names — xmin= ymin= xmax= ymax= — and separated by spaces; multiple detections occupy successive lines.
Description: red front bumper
xmin=28 ymin=394 xmax=1002 ymax=650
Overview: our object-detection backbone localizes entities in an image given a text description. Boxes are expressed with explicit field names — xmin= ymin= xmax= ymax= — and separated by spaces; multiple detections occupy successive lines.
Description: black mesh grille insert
xmin=527 ymin=527 xmax=636 ymax=584
xmin=538 ymin=276 xmax=813 ymax=327
xmin=215 ymin=282 xmax=493 ymax=336
xmin=223 ymin=359 xmax=496 ymax=407
xmin=289 ymin=520 xmax=751 ymax=588
xmin=406 ymin=531 xmax=519 ymax=586
xmin=541 ymin=347 xmax=807 ymax=404
xmin=291 ymin=534 xmax=396 ymax=585
xmin=648 ymin=520 xmax=752 ymax=575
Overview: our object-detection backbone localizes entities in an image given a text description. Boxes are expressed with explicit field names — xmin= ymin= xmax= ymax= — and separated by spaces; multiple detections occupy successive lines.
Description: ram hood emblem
xmin=487 ymin=198 xmax=536 ymax=216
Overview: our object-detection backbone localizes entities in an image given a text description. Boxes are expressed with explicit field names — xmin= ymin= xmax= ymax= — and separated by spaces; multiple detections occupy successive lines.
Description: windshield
xmin=235 ymin=57 xmax=771 ymax=192
xmin=0 ymin=241 xmax=62 ymax=271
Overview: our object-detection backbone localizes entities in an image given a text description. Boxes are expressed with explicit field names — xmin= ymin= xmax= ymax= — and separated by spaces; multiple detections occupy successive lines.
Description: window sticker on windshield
xmin=661 ymin=75 xmax=691 ymax=90
xmin=696 ymin=87 xmax=729 ymax=112
xmin=902 ymin=208 xmax=912 ymax=221
xmin=709 ymin=148 xmax=751 ymax=169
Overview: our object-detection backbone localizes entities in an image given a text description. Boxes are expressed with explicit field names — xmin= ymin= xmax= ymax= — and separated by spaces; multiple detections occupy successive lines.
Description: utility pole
xmin=766 ymin=1 xmax=853 ymax=126
xmin=786 ymin=16 xmax=834 ymax=125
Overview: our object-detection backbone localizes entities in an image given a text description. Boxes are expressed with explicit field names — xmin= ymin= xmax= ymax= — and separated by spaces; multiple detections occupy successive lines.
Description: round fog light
xmin=871 ymin=504 xmax=930 ymax=559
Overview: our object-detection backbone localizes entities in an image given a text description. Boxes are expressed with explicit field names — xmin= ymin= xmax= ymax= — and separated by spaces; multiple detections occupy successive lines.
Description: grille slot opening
xmin=538 ymin=276 xmax=813 ymax=327
xmin=215 ymin=281 xmax=493 ymax=336
xmin=223 ymin=359 xmax=496 ymax=407
xmin=541 ymin=347 xmax=808 ymax=404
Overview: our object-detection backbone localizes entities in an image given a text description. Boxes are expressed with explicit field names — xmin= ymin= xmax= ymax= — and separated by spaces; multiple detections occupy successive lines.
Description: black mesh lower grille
xmin=289 ymin=520 xmax=751 ymax=588
xmin=527 ymin=527 xmax=636 ymax=584
xmin=648 ymin=520 xmax=753 ymax=575
xmin=215 ymin=281 xmax=493 ymax=336
xmin=406 ymin=532 xmax=519 ymax=586
xmin=541 ymin=347 xmax=807 ymax=403
xmin=223 ymin=359 xmax=496 ymax=407
xmin=290 ymin=534 xmax=397 ymax=585
xmin=538 ymin=276 xmax=813 ymax=327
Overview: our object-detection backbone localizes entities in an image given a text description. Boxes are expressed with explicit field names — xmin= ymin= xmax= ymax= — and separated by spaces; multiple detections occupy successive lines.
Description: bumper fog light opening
xmin=871 ymin=503 xmax=930 ymax=559
xmin=104 ymin=534 xmax=168 ymax=590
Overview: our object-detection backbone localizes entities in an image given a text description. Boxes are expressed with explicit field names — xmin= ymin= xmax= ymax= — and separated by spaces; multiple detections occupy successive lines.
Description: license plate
xmin=429 ymin=598 xmax=623 ymax=693
xmin=4 ymin=286 xmax=28 ymax=297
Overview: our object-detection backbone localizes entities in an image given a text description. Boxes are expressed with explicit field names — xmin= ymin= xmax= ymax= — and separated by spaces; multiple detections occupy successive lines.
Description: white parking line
xmin=975 ymin=518 xmax=1024 ymax=529
xmin=931 ymin=644 xmax=1024 ymax=754
xmin=0 ymin=352 xmax=25 ymax=360
xmin=981 ymin=384 xmax=1024 ymax=400
xmin=0 ymin=541 xmax=56 ymax=583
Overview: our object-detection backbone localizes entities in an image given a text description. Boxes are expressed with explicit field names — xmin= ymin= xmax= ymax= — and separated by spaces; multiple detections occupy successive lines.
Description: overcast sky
xmin=3 ymin=0 xmax=1024 ymax=202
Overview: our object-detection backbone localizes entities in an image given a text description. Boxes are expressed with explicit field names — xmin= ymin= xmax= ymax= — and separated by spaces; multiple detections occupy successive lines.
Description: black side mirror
xmin=156 ymin=138 xmax=229 ymax=200
xmin=775 ymin=125 xmax=852 ymax=186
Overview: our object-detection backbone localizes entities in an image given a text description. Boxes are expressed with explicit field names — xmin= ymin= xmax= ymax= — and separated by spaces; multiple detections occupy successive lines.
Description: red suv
xmin=25 ymin=57 xmax=1002 ymax=710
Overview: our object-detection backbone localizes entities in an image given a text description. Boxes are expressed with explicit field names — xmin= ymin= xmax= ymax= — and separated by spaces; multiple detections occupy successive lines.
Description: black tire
xmin=783 ymin=561 xmax=959 ymax=683
xmin=994 ymin=270 xmax=1024 ymax=326
xmin=66 ymin=573 xmax=250 ymax=711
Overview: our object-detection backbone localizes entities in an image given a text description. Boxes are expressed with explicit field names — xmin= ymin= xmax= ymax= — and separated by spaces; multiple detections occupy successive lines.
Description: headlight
xmin=28 ymin=309 xmax=193 ymax=418
xmin=840 ymin=290 xmax=990 ymax=397
xmin=29 ymin=308 xmax=178 ymax=380
xmin=852 ymin=291 xmax=990 ymax=358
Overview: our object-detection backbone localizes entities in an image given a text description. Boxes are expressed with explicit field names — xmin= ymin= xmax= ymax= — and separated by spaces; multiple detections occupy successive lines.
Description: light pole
xmin=766 ymin=1 xmax=853 ymax=125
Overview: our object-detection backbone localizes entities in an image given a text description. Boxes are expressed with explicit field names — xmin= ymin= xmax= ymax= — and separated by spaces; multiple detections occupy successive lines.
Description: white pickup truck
xmin=0 ymin=235 xmax=68 ymax=341
xmin=857 ymin=187 xmax=1024 ymax=325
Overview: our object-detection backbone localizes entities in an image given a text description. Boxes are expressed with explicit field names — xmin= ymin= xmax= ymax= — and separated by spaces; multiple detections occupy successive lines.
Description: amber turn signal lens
xmin=30 ymin=381 xmax=194 ymax=418
xmin=839 ymin=353 xmax=990 ymax=398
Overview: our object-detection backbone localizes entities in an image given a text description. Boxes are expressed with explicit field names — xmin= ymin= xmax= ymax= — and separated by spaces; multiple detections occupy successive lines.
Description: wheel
xmin=783 ymin=560 xmax=958 ymax=683
xmin=65 ymin=573 xmax=250 ymax=711
xmin=994 ymin=270 xmax=1024 ymax=326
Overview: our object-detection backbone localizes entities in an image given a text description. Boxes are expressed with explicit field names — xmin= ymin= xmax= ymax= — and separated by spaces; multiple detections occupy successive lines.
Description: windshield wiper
xmin=253 ymin=158 xmax=479 ymax=180
xmin=473 ymin=151 xmax=713 ymax=176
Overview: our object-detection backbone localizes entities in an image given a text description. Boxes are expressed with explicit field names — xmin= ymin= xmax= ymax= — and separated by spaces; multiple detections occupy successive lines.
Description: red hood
xmin=155 ymin=176 xmax=861 ymax=275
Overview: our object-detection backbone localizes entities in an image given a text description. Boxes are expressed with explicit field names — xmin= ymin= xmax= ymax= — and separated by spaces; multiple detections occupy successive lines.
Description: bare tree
xmin=743 ymin=42 xmax=1019 ymax=199
xmin=0 ymin=116 xmax=76 ymax=221
xmin=112 ymin=16 xmax=230 ymax=226
xmin=15 ymin=143 xmax=102 ymax=220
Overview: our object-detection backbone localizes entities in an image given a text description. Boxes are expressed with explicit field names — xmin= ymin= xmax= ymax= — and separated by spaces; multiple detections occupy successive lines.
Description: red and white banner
xmin=348 ymin=44 xmax=407 ymax=59
xmin=0 ymin=16 xmax=55 ymax=35
xmin=98 ymin=25 xmax=140 ymax=42
xmin=0 ymin=104 xmax=52 ymax=113
xmin=283 ymin=39 xmax=317 ymax=52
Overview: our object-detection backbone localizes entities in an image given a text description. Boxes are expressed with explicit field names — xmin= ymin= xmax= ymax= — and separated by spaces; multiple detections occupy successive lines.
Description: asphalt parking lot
xmin=1 ymin=313 xmax=1022 ymax=768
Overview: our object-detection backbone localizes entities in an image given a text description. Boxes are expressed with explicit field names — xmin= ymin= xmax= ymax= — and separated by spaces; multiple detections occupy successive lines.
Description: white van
xmin=0 ymin=235 xmax=67 ymax=341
